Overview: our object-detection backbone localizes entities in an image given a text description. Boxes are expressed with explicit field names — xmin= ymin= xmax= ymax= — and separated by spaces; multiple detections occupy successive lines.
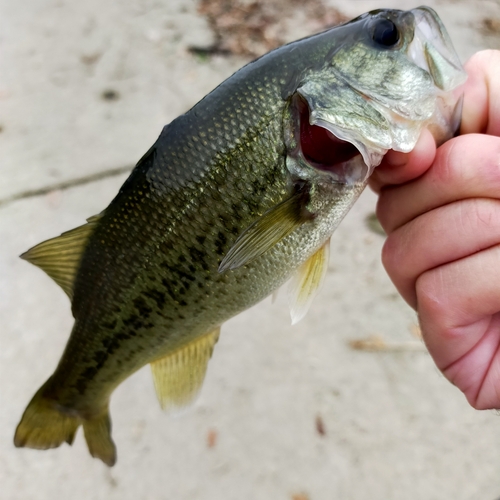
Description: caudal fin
xmin=14 ymin=383 xmax=117 ymax=466
xmin=82 ymin=410 xmax=116 ymax=466
xmin=14 ymin=385 xmax=80 ymax=450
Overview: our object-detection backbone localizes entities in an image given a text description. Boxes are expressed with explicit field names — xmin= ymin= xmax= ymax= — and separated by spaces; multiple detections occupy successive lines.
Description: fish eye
xmin=371 ymin=18 xmax=400 ymax=47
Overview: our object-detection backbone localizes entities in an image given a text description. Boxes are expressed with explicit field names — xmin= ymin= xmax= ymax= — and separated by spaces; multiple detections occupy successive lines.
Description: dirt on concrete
xmin=192 ymin=0 xmax=348 ymax=57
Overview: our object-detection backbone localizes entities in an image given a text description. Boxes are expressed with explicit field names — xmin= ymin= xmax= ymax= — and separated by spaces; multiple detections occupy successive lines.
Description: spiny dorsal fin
xmin=218 ymin=184 xmax=312 ymax=272
xmin=150 ymin=328 xmax=220 ymax=411
xmin=20 ymin=215 xmax=101 ymax=300
xmin=288 ymin=239 xmax=330 ymax=325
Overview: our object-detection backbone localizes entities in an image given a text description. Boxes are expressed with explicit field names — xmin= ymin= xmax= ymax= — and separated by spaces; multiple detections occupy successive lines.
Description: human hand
xmin=369 ymin=50 xmax=500 ymax=409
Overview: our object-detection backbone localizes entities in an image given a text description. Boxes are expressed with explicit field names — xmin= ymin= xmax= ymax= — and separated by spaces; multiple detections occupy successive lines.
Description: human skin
xmin=369 ymin=50 xmax=500 ymax=410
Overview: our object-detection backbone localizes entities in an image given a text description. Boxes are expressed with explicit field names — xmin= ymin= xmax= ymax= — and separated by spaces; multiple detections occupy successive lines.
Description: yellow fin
xmin=288 ymin=239 xmax=330 ymax=325
xmin=14 ymin=378 xmax=116 ymax=466
xmin=20 ymin=215 xmax=101 ymax=300
xmin=82 ymin=409 xmax=117 ymax=467
xmin=218 ymin=185 xmax=312 ymax=272
xmin=14 ymin=384 xmax=80 ymax=450
xmin=150 ymin=328 xmax=220 ymax=411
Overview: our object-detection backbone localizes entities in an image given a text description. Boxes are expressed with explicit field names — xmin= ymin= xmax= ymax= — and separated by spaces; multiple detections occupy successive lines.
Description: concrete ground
xmin=2 ymin=0 xmax=500 ymax=499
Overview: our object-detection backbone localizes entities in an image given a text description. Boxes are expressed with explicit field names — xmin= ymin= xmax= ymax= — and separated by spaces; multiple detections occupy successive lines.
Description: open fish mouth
xmin=291 ymin=6 xmax=467 ymax=185
xmin=293 ymin=94 xmax=369 ymax=185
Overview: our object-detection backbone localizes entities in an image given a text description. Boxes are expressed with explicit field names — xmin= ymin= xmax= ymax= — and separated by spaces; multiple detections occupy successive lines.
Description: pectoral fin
xmin=20 ymin=215 xmax=101 ymax=300
xmin=150 ymin=328 xmax=220 ymax=410
xmin=288 ymin=239 xmax=330 ymax=325
xmin=219 ymin=185 xmax=312 ymax=272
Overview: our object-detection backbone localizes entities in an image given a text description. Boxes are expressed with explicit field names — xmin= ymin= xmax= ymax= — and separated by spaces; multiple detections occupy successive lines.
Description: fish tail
xmin=15 ymin=380 xmax=117 ymax=466
xmin=14 ymin=382 xmax=80 ymax=451
xmin=82 ymin=407 xmax=116 ymax=466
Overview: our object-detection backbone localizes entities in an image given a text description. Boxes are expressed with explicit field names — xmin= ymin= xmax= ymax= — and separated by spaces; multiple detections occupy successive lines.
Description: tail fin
xmin=14 ymin=383 xmax=117 ymax=466
xmin=14 ymin=385 xmax=80 ymax=450
xmin=82 ymin=410 xmax=116 ymax=466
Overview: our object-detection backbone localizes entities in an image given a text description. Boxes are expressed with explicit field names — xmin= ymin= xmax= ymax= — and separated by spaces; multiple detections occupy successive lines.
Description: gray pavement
xmin=2 ymin=1 xmax=500 ymax=499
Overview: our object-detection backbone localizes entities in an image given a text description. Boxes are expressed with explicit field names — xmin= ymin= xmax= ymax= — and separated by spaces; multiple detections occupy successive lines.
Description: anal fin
xmin=150 ymin=328 xmax=220 ymax=411
xmin=288 ymin=239 xmax=330 ymax=325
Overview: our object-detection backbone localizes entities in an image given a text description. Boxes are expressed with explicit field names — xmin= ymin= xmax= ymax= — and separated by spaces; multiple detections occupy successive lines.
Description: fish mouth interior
xmin=296 ymin=97 xmax=368 ymax=183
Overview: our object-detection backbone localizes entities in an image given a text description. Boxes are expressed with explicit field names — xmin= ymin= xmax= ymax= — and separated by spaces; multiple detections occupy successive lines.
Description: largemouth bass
xmin=14 ymin=7 xmax=466 ymax=466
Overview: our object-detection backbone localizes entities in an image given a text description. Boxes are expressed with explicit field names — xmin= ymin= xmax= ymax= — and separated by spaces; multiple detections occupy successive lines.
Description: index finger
xmin=460 ymin=50 xmax=500 ymax=136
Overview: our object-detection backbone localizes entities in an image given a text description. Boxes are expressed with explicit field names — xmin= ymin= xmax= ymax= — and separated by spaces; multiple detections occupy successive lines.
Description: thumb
xmin=368 ymin=128 xmax=436 ymax=193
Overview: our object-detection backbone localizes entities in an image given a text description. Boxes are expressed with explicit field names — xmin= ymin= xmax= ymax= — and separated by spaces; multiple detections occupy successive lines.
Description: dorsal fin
xmin=20 ymin=215 xmax=101 ymax=300
xmin=288 ymin=239 xmax=330 ymax=325
xmin=150 ymin=328 xmax=220 ymax=411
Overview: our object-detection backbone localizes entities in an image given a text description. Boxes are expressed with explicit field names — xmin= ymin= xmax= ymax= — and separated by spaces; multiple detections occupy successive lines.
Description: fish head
xmin=285 ymin=6 xmax=467 ymax=186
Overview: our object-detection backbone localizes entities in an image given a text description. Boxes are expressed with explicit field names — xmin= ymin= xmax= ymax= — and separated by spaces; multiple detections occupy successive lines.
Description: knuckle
xmin=415 ymin=270 xmax=452 ymax=333
xmin=375 ymin=196 xmax=393 ymax=234
xmin=466 ymin=198 xmax=500 ymax=231
xmin=381 ymin=233 xmax=402 ymax=278
xmin=478 ymin=138 xmax=500 ymax=183
xmin=433 ymin=137 xmax=464 ymax=185
xmin=468 ymin=397 xmax=489 ymax=411
xmin=465 ymin=385 xmax=494 ymax=411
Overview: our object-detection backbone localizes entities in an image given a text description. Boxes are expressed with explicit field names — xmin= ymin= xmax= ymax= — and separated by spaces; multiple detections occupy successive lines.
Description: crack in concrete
xmin=0 ymin=165 xmax=133 ymax=209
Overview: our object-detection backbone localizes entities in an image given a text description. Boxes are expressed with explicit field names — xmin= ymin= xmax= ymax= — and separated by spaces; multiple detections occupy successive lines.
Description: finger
xmin=441 ymin=313 xmax=500 ymax=410
xmin=376 ymin=134 xmax=500 ymax=233
xmin=382 ymin=198 xmax=500 ymax=308
xmin=368 ymin=128 xmax=436 ymax=193
xmin=417 ymin=244 xmax=500 ymax=344
xmin=461 ymin=50 xmax=500 ymax=136
xmin=416 ymin=245 xmax=500 ymax=409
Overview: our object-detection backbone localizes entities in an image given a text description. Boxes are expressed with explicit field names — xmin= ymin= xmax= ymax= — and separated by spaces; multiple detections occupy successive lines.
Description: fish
xmin=14 ymin=7 xmax=466 ymax=466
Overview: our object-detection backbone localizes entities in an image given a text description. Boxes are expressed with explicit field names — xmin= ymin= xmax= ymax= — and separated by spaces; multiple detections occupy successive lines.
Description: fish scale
xmin=14 ymin=7 xmax=467 ymax=466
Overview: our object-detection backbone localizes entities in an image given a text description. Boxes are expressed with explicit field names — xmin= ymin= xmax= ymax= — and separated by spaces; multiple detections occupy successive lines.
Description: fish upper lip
xmin=411 ymin=7 xmax=461 ymax=66
xmin=410 ymin=6 xmax=467 ymax=91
